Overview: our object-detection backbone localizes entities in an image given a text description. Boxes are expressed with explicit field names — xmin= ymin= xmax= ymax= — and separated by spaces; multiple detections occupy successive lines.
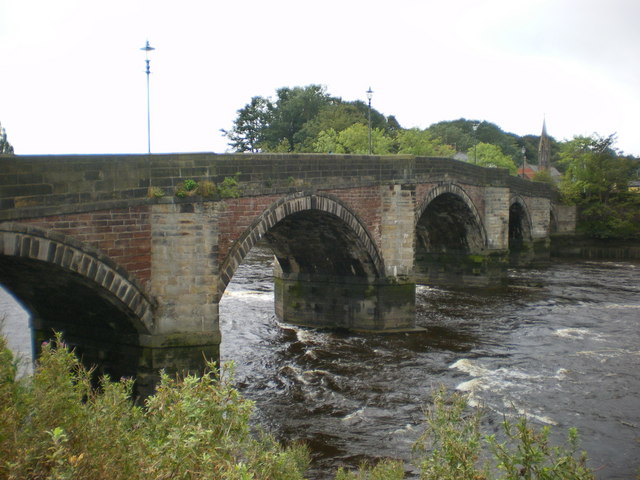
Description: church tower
xmin=538 ymin=118 xmax=551 ymax=171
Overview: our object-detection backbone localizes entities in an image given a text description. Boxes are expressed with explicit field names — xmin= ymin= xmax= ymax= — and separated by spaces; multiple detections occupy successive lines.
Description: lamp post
xmin=366 ymin=87 xmax=373 ymax=155
xmin=141 ymin=40 xmax=155 ymax=154
xmin=521 ymin=146 xmax=527 ymax=179
xmin=472 ymin=122 xmax=480 ymax=164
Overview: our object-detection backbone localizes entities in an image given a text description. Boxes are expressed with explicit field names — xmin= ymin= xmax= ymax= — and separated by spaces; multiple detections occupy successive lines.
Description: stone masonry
xmin=0 ymin=153 xmax=556 ymax=391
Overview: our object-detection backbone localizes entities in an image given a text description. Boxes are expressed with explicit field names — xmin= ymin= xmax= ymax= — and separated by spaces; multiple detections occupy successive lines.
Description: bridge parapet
xmin=0 ymin=154 xmax=551 ymax=222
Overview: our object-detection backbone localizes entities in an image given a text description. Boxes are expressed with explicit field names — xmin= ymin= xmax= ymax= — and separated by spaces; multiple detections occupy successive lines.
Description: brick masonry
xmin=4 ymin=206 xmax=152 ymax=288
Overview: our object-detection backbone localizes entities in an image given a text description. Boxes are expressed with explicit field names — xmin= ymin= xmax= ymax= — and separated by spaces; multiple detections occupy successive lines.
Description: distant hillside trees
xmin=223 ymin=86 xmax=640 ymax=192
xmin=466 ymin=142 xmax=517 ymax=174
xmin=223 ymin=86 xmax=565 ymax=174
xmin=224 ymin=85 xmax=405 ymax=154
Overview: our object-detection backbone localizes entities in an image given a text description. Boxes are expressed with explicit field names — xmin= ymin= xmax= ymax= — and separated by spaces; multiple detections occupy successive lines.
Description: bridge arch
xmin=508 ymin=195 xmax=534 ymax=264
xmin=509 ymin=195 xmax=533 ymax=244
xmin=0 ymin=223 xmax=154 ymax=382
xmin=219 ymin=192 xmax=385 ymax=294
xmin=416 ymin=183 xmax=487 ymax=253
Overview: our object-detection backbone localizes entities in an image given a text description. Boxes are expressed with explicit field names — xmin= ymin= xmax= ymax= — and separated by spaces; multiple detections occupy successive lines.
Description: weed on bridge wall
xmin=173 ymin=175 xmax=241 ymax=200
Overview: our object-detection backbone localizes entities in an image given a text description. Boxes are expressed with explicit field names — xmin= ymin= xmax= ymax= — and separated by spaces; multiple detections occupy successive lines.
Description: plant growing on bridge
xmin=146 ymin=186 xmax=165 ymax=198
xmin=198 ymin=180 xmax=217 ymax=197
xmin=219 ymin=174 xmax=242 ymax=198
xmin=175 ymin=178 xmax=200 ymax=198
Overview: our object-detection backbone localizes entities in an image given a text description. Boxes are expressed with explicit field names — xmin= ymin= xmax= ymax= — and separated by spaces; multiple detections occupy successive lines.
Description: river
xmin=1 ymin=249 xmax=639 ymax=478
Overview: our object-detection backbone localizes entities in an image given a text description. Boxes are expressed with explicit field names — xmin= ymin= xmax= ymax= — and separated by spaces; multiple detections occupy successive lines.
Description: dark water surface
xmin=1 ymin=250 xmax=638 ymax=478
xmin=220 ymin=249 xmax=640 ymax=479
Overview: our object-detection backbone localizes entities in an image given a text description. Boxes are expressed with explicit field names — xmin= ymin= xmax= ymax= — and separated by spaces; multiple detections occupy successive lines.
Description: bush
xmin=414 ymin=387 xmax=594 ymax=480
xmin=0 ymin=336 xmax=599 ymax=479
xmin=0 ymin=334 xmax=309 ymax=480
xmin=219 ymin=174 xmax=241 ymax=198
xmin=577 ymin=196 xmax=640 ymax=240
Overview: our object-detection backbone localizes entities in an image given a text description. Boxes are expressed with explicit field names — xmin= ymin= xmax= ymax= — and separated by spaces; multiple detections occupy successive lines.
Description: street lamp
xmin=366 ymin=87 xmax=373 ymax=155
xmin=521 ymin=146 xmax=527 ymax=179
xmin=141 ymin=40 xmax=155 ymax=154
xmin=472 ymin=122 xmax=480 ymax=164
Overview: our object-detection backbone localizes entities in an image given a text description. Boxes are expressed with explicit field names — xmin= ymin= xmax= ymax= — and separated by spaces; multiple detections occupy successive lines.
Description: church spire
xmin=538 ymin=117 xmax=551 ymax=171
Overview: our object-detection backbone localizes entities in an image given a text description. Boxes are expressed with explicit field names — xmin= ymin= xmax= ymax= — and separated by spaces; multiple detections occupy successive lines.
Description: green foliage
xmin=530 ymin=169 xmax=554 ymax=185
xmin=146 ymin=186 xmax=165 ymax=198
xmin=295 ymin=103 xmax=368 ymax=151
xmin=486 ymin=419 xmax=593 ymax=480
xmin=0 ymin=335 xmax=608 ymax=480
xmin=175 ymin=179 xmax=199 ymax=198
xmin=219 ymin=174 xmax=241 ymax=198
xmin=414 ymin=387 xmax=487 ymax=479
xmin=557 ymin=134 xmax=640 ymax=239
xmin=313 ymin=124 xmax=393 ymax=155
xmin=558 ymin=134 xmax=637 ymax=204
xmin=426 ymin=119 xmax=524 ymax=161
xmin=263 ymin=85 xmax=335 ymax=152
xmin=334 ymin=459 xmax=405 ymax=480
xmin=183 ymin=178 xmax=198 ymax=191
xmin=221 ymin=96 xmax=274 ymax=152
xmin=198 ymin=180 xmax=217 ymax=198
xmin=0 ymin=334 xmax=309 ymax=480
xmin=396 ymin=128 xmax=455 ymax=157
xmin=466 ymin=142 xmax=517 ymax=174
xmin=577 ymin=196 xmax=640 ymax=240
xmin=414 ymin=388 xmax=595 ymax=480
xmin=224 ymin=85 xmax=398 ymax=154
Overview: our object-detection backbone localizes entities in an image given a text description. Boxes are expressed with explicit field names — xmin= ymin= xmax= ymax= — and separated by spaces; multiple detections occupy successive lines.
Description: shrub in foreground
xmin=0 ymin=335 xmax=598 ymax=479
xmin=0 ymin=334 xmax=308 ymax=480
xmin=414 ymin=387 xmax=595 ymax=480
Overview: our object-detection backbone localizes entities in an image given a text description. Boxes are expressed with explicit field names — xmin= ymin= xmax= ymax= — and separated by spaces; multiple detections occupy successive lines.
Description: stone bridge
xmin=0 ymin=153 xmax=567 ymax=393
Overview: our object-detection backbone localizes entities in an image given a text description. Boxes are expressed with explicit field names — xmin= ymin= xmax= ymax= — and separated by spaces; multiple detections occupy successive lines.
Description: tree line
xmin=221 ymin=85 xmax=560 ymax=167
xmin=224 ymin=84 xmax=640 ymax=240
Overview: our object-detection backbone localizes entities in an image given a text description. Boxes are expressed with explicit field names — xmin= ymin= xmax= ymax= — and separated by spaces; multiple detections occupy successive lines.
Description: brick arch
xmin=416 ymin=183 xmax=488 ymax=249
xmin=218 ymin=191 xmax=385 ymax=292
xmin=0 ymin=223 xmax=154 ymax=334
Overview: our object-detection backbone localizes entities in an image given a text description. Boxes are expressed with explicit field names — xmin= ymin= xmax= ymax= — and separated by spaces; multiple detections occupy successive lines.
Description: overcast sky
xmin=2 ymin=0 xmax=639 ymax=157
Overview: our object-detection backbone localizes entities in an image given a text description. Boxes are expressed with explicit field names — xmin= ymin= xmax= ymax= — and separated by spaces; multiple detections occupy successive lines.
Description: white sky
xmin=1 ymin=0 xmax=639 ymax=156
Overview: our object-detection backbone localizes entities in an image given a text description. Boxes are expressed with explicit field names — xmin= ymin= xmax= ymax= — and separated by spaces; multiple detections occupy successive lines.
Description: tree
xmin=427 ymin=120 xmax=473 ymax=152
xmin=396 ymin=128 xmax=455 ymax=157
xmin=222 ymin=96 xmax=273 ymax=152
xmin=0 ymin=122 xmax=14 ymax=154
xmin=558 ymin=134 xmax=637 ymax=204
xmin=313 ymin=124 xmax=393 ymax=154
xmin=466 ymin=142 xmax=517 ymax=174
xmin=223 ymin=86 xmax=402 ymax=153
xmin=295 ymin=103 xmax=367 ymax=152
xmin=263 ymin=85 xmax=335 ymax=152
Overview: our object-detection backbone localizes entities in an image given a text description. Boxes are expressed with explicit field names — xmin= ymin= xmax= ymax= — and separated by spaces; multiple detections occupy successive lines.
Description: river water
xmin=1 ymin=249 xmax=639 ymax=478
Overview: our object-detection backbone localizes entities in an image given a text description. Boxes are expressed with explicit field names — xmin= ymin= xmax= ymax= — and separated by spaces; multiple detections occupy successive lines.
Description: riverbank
xmin=551 ymin=235 xmax=640 ymax=260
